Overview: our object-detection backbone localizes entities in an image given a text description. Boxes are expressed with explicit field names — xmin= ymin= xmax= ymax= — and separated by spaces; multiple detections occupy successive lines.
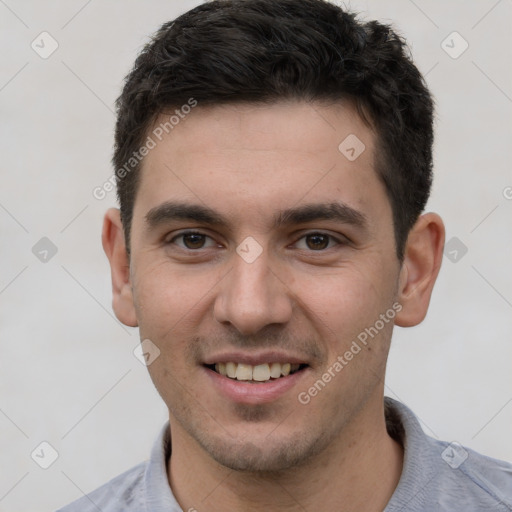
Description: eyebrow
xmin=144 ymin=200 xmax=368 ymax=232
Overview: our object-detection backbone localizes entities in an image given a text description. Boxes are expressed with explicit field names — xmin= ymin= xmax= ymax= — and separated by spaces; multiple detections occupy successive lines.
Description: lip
xmin=203 ymin=350 xmax=308 ymax=366
xmin=203 ymin=364 xmax=310 ymax=405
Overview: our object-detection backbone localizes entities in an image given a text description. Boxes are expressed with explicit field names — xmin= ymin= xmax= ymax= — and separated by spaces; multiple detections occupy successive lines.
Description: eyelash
xmin=166 ymin=230 xmax=346 ymax=251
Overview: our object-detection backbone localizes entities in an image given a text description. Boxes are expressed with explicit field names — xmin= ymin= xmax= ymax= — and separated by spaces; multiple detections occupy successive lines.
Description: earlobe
xmin=395 ymin=213 xmax=445 ymax=327
xmin=101 ymin=208 xmax=138 ymax=327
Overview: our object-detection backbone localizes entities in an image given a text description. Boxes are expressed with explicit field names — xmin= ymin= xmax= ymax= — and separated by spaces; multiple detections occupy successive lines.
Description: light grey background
xmin=1 ymin=1 xmax=511 ymax=511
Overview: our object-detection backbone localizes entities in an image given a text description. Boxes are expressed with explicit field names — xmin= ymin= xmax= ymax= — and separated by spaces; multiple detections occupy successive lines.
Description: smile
xmin=206 ymin=362 xmax=308 ymax=382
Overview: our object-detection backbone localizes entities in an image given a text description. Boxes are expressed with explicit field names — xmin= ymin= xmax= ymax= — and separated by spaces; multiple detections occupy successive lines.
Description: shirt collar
xmin=143 ymin=421 xmax=181 ymax=511
xmin=383 ymin=397 xmax=440 ymax=511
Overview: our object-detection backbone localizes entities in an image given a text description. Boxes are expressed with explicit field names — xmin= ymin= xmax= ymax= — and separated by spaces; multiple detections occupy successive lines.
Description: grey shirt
xmin=57 ymin=398 xmax=512 ymax=511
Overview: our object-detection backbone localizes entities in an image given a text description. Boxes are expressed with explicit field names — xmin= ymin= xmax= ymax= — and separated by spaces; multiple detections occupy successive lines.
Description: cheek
xmin=132 ymin=264 xmax=206 ymax=402
xmin=131 ymin=260 xmax=225 ymax=350
xmin=296 ymin=266 xmax=393 ymax=348
xmin=134 ymin=259 xmax=200 ymax=312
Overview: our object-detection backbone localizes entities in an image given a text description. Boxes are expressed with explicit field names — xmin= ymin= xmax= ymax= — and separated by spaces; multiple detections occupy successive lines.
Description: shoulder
xmin=385 ymin=398 xmax=512 ymax=511
xmin=438 ymin=440 xmax=512 ymax=509
xmin=56 ymin=461 xmax=148 ymax=512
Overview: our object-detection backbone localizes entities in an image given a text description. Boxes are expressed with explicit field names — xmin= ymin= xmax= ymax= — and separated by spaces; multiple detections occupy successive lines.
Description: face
xmin=127 ymin=101 xmax=403 ymax=472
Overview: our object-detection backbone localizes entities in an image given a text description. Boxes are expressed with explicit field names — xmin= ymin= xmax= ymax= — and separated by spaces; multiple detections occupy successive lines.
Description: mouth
xmin=205 ymin=362 xmax=309 ymax=383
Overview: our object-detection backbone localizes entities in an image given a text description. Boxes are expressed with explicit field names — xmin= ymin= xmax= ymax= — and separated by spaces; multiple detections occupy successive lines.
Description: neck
xmin=168 ymin=395 xmax=403 ymax=512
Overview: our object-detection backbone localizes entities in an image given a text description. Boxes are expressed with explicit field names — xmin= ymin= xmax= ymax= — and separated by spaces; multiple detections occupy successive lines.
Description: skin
xmin=103 ymin=101 xmax=445 ymax=511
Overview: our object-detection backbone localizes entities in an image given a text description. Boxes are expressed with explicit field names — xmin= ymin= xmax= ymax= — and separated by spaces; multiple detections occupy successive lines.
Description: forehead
xmin=132 ymin=101 xmax=389 ymax=233
xmin=149 ymin=100 xmax=372 ymax=161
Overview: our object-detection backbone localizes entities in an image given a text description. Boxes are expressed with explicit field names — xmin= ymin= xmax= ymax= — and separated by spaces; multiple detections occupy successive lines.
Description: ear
xmin=395 ymin=213 xmax=445 ymax=327
xmin=101 ymin=208 xmax=138 ymax=327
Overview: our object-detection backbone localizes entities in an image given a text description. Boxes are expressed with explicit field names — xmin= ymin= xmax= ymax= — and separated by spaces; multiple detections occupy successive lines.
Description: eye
xmin=168 ymin=231 xmax=218 ymax=250
xmin=294 ymin=232 xmax=343 ymax=251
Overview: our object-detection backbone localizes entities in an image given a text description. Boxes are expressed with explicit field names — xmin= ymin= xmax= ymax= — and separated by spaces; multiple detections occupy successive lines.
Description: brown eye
xmin=168 ymin=231 xmax=216 ymax=250
xmin=182 ymin=233 xmax=206 ymax=249
xmin=305 ymin=233 xmax=330 ymax=250
xmin=294 ymin=232 xmax=345 ymax=252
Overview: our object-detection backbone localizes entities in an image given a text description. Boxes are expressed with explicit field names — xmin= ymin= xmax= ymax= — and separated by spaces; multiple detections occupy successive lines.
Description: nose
xmin=213 ymin=248 xmax=294 ymax=335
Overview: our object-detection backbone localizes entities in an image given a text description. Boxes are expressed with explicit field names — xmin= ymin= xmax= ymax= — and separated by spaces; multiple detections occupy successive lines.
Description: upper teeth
xmin=214 ymin=362 xmax=301 ymax=381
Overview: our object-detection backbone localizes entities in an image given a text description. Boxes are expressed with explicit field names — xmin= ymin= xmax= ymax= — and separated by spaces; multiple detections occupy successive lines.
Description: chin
xmin=195 ymin=427 xmax=332 ymax=473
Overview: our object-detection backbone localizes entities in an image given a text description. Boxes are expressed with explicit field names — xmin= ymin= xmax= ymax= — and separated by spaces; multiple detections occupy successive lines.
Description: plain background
xmin=0 ymin=1 xmax=511 ymax=511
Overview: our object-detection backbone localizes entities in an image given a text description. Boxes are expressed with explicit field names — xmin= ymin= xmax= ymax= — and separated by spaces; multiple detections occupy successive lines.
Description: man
xmin=58 ymin=0 xmax=512 ymax=510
